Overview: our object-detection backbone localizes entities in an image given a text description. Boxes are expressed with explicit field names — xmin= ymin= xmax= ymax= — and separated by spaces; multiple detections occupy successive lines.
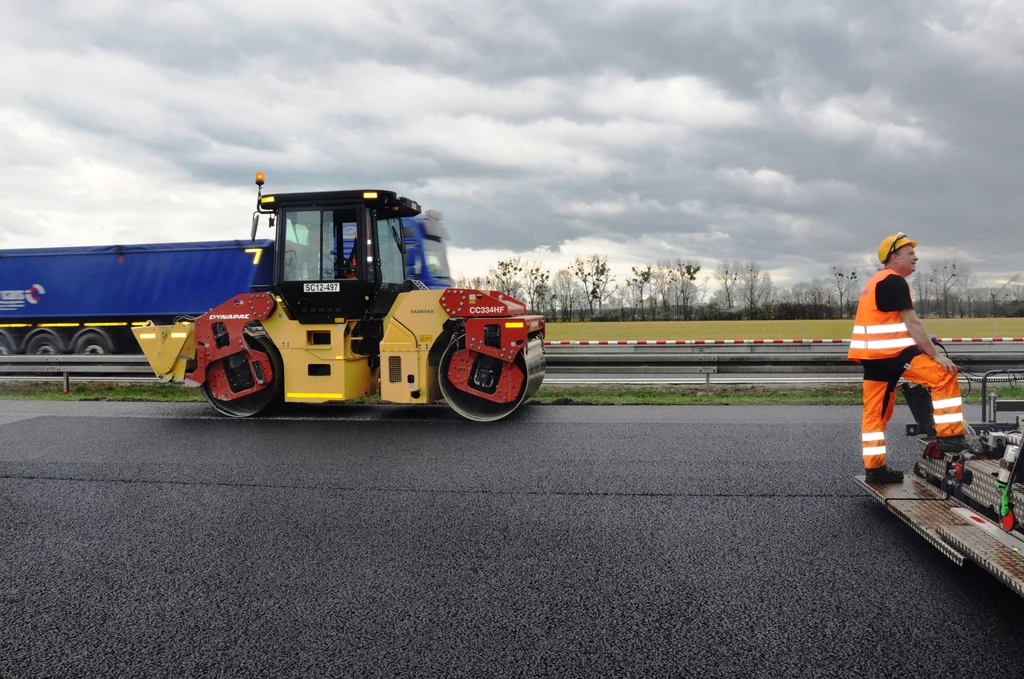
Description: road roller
xmin=131 ymin=175 xmax=545 ymax=422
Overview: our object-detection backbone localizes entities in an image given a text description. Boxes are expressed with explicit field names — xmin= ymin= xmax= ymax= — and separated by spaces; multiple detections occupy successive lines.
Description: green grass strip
xmin=3 ymin=381 xmax=1022 ymax=408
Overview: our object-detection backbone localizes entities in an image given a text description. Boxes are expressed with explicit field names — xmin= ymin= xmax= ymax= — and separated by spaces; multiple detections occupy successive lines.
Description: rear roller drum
xmin=438 ymin=335 xmax=545 ymax=422
xmin=201 ymin=332 xmax=284 ymax=418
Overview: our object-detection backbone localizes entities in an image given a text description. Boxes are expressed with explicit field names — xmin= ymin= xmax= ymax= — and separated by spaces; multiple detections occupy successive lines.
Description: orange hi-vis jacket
xmin=847 ymin=269 xmax=917 ymax=362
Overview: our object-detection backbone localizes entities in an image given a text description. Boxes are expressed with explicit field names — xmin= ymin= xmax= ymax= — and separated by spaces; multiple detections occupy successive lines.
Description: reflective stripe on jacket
xmin=848 ymin=269 xmax=916 ymax=362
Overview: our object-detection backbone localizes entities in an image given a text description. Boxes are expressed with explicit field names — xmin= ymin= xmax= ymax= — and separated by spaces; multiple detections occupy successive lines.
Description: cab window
xmin=282 ymin=210 xmax=319 ymax=281
xmin=375 ymin=216 xmax=406 ymax=285
xmin=282 ymin=208 xmax=358 ymax=281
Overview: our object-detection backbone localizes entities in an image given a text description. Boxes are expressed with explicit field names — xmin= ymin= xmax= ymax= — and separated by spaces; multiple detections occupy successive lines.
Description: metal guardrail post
xmin=982 ymin=370 xmax=1009 ymax=422
xmin=979 ymin=369 xmax=1024 ymax=422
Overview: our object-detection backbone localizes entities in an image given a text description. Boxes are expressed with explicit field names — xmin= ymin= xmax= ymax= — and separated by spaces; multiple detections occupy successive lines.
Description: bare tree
xmin=617 ymin=279 xmax=639 ymax=320
xmin=988 ymin=273 xmax=1021 ymax=316
xmin=552 ymin=268 xmax=577 ymax=322
xmin=789 ymin=282 xmax=808 ymax=306
xmin=714 ymin=260 xmax=741 ymax=310
xmin=453 ymin=273 xmax=494 ymax=291
xmin=675 ymin=258 xmax=702 ymax=321
xmin=739 ymin=261 xmax=771 ymax=317
xmin=928 ymin=259 xmax=960 ymax=318
xmin=652 ymin=261 xmax=677 ymax=320
xmin=830 ymin=266 xmax=860 ymax=318
xmin=522 ymin=260 xmax=550 ymax=315
xmin=592 ymin=255 xmax=614 ymax=316
xmin=695 ymin=275 xmax=711 ymax=309
xmin=807 ymin=278 xmax=834 ymax=318
xmin=571 ymin=257 xmax=595 ymax=320
xmin=759 ymin=271 xmax=775 ymax=311
xmin=953 ymin=262 xmax=978 ymax=317
xmin=912 ymin=272 xmax=929 ymax=316
xmin=572 ymin=254 xmax=613 ymax=320
xmin=628 ymin=265 xmax=654 ymax=320
xmin=1011 ymin=278 xmax=1024 ymax=304
xmin=489 ymin=256 xmax=523 ymax=299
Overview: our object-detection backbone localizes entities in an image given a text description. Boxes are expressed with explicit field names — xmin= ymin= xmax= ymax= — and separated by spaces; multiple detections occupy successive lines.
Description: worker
xmin=848 ymin=233 xmax=966 ymax=484
xmin=343 ymin=234 xmax=360 ymax=279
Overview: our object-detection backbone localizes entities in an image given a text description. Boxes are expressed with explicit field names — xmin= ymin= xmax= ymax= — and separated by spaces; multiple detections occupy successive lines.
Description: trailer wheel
xmin=25 ymin=331 xmax=65 ymax=355
xmin=0 ymin=333 xmax=13 ymax=355
xmin=73 ymin=330 xmax=116 ymax=355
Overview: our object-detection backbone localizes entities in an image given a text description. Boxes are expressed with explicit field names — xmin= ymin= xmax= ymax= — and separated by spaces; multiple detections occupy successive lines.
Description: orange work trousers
xmin=861 ymin=354 xmax=965 ymax=470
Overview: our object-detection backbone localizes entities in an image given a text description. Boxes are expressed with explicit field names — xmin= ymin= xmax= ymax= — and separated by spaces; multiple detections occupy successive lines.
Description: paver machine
xmin=132 ymin=174 xmax=545 ymax=422
xmin=856 ymin=371 xmax=1024 ymax=595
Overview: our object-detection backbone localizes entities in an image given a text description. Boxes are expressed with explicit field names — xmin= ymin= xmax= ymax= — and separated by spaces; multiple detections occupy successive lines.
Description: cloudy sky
xmin=1 ymin=0 xmax=1021 ymax=289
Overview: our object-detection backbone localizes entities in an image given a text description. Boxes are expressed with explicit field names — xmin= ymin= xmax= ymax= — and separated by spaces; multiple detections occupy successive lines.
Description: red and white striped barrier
xmin=544 ymin=337 xmax=1024 ymax=346
xmin=937 ymin=337 xmax=1024 ymax=343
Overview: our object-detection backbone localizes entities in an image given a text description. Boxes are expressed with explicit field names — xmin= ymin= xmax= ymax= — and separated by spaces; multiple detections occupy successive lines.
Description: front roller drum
xmin=200 ymin=332 xmax=284 ymax=418
xmin=439 ymin=336 xmax=545 ymax=422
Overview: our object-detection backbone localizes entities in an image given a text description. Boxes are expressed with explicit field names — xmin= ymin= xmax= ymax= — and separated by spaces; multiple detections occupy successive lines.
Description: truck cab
xmin=403 ymin=209 xmax=452 ymax=289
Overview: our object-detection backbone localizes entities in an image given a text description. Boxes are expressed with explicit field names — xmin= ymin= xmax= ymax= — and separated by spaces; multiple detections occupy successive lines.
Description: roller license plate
xmin=303 ymin=283 xmax=340 ymax=293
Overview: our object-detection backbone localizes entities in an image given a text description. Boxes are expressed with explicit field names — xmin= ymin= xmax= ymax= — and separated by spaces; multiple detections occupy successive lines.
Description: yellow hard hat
xmin=877 ymin=232 xmax=917 ymax=263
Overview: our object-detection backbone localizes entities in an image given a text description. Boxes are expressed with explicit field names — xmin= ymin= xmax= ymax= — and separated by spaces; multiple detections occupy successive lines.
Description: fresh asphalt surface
xmin=2 ymin=400 xmax=1023 ymax=678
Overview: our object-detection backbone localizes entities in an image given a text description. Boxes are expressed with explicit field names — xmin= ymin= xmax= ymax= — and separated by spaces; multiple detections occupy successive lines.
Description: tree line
xmin=452 ymin=256 xmax=1024 ymax=321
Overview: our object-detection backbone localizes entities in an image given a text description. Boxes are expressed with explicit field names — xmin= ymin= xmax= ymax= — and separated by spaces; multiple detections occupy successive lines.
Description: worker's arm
xmin=899 ymin=308 xmax=957 ymax=374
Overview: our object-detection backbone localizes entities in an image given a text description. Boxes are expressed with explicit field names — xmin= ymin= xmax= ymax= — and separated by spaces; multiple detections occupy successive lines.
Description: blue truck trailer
xmin=0 ymin=240 xmax=275 ymax=355
xmin=0 ymin=215 xmax=453 ymax=355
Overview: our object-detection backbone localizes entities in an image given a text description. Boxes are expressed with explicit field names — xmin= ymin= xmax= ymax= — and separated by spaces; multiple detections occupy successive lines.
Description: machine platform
xmin=913 ymin=436 xmax=1024 ymax=514
xmin=855 ymin=474 xmax=1024 ymax=596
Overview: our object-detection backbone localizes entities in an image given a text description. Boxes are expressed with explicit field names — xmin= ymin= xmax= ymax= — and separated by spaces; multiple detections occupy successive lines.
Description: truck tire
xmin=73 ymin=330 xmax=116 ymax=355
xmin=25 ymin=331 xmax=65 ymax=355
xmin=0 ymin=333 xmax=14 ymax=355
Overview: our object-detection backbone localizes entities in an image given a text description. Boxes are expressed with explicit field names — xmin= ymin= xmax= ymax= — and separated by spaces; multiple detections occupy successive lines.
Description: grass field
xmin=544 ymin=318 xmax=1024 ymax=341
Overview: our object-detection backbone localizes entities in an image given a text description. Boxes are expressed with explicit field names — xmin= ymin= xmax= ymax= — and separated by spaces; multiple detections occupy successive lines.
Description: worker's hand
xmin=935 ymin=354 xmax=958 ymax=375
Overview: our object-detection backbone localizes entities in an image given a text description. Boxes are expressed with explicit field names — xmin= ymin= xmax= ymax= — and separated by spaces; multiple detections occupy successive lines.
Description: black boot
xmin=865 ymin=466 xmax=904 ymax=484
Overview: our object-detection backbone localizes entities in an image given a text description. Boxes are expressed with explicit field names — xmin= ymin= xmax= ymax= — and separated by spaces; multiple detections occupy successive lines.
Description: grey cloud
xmin=2 ymin=0 xmax=1022 ymax=284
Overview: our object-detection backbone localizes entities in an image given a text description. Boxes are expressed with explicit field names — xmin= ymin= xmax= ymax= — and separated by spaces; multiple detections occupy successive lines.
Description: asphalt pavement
xmin=1 ymin=400 xmax=1022 ymax=678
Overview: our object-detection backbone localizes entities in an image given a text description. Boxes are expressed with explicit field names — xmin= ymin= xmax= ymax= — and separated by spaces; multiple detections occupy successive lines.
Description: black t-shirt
xmin=862 ymin=271 xmax=920 ymax=379
xmin=876 ymin=273 xmax=913 ymax=312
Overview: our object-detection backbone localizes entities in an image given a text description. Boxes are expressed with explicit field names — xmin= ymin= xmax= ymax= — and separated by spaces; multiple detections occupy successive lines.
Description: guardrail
xmin=0 ymin=355 xmax=156 ymax=392
xmin=0 ymin=340 xmax=1020 ymax=393
xmin=542 ymin=341 xmax=1023 ymax=372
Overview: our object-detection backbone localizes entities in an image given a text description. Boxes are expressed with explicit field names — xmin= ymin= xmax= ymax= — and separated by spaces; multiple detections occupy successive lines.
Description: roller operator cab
xmin=131 ymin=174 xmax=546 ymax=422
